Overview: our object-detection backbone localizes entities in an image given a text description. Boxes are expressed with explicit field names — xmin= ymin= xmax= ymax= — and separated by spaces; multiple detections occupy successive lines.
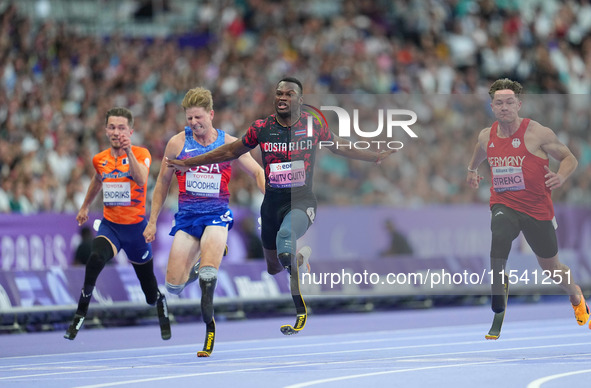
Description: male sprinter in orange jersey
xmin=65 ymin=107 xmax=170 ymax=341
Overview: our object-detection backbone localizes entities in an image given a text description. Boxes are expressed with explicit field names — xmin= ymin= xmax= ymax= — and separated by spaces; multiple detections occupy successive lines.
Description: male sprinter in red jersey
xmin=166 ymin=78 xmax=394 ymax=336
xmin=144 ymin=87 xmax=264 ymax=356
xmin=65 ymin=107 xmax=170 ymax=341
xmin=467 ymin=78 xmax=586 ymax=338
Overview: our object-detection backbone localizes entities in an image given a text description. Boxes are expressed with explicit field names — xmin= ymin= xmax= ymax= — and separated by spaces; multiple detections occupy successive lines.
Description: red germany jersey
xmin=487 ymin=118 xmax=554 ymax=220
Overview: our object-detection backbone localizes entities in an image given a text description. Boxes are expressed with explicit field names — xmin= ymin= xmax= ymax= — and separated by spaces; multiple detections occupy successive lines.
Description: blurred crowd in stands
xmin=1 ymin=0 xmax=591 ymax=216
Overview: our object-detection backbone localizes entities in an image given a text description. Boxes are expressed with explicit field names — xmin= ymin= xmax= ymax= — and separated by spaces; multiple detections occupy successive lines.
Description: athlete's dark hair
xmin=277 ymin=77 xmax=303 ymax=94
xmin=489 ymin=78 xmax=523 ymax=100
xmin=105 ymin=107 xmax=134 ymax=127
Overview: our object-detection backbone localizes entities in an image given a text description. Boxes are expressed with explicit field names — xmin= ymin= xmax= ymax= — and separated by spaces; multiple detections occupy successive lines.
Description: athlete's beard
xmin=110 ymin=140 xmax=121 ymax=150
xmin=276 ymin=108 xmax=301 ymax=124
xmin=276 ymin=110 xmax=291 ymax=120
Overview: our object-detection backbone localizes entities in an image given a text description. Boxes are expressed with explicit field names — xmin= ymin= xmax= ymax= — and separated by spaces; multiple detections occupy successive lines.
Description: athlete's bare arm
xmin=466 ymin=127 xmax=491 ymax=189
xmin=76 ymin=172 xmax=103 ymax=226
xmin=534 ymin=124 xmax=578 ymax=190
xmin=166 ymin=139 xmax=250 ymax=168
xmin=226 ymin=134 xmax=266 ymax=194
xmin=144 ymin=134 xmax=184 ymax=243
xmin=120 ymin=132 xmax=149 ymax=187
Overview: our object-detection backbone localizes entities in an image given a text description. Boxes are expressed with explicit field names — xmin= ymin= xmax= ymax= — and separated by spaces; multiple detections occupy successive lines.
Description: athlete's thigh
xmin=199 ymin=225 xmax=228 ymax=269
xmin=96 ymin=219 xmax=120 ymax=256
xmin=166 ymin=229 xmax=201 ymax=284
xmin=520 ymin=216 xmax=558 ymax=259
xmin=118 ymin=221 xmax=152 ymax=264
xmin=260 ymin=196 xmax=286 ymax=250
xmin=490 ymin=204 xmax=521 ymax=236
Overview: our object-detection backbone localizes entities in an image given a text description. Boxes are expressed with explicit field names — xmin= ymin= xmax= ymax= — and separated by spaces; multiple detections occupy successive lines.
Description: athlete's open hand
xmin=165 ymin=157 xmax=190 ymax=173
xmin=376 ymin=149 xmax=396 ymax=165
xmin=466 ymin=170 xmax=483 ymax=189
xmin=544 ymin=165 xmax=564 ymax=190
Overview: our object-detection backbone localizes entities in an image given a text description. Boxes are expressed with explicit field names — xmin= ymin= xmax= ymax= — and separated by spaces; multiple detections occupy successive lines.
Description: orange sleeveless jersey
xmin=92 ymin=146 xmax=151 ymax=224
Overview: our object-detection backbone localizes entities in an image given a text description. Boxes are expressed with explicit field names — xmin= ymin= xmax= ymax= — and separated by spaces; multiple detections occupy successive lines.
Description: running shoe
xmin=572 ymin=296 xmax=590 ymax=326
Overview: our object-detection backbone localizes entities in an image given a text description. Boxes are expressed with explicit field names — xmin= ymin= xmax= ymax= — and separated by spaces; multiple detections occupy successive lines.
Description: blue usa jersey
xmin=175 ymin=127 xmax=232 ymax=216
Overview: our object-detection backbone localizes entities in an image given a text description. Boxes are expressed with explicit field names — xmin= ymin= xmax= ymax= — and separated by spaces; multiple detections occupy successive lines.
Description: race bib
xmin=269 ymin=160 xmax=306 ymax=188
xmin=492 ymin=166 xmax=525 ymax=192
xmin=186 ymin=172 xmax=222 ymax=197
xmin=103 ymin=182 xmax=131 ymax=206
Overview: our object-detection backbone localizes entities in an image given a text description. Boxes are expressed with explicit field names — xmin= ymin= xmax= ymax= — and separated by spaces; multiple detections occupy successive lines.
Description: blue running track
xmin=1 ymin=300 xmax=590 ymax=388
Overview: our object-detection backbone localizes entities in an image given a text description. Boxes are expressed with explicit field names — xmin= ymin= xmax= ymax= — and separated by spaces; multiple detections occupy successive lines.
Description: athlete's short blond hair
xmin=182 ymin=87 xmax=213 ymax=111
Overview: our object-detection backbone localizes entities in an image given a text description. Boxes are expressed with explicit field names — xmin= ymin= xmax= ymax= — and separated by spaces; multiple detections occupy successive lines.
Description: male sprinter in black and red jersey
xmin=167 ymin=77 xmax=394 ymax=334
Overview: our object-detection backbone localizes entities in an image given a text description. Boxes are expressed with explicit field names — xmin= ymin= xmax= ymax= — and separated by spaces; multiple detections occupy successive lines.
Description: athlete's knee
xmin=144 ymin=290 xmax=158 ymax=305
xmin=539 ymin=259 xmax=569 ymax=284
xmin=277 ymin=225 xmax=292 ymax=240
xmin=199 ymin=266 xmax=218 ymax=283
xmin=277 ymin=225 xmax=296 ymax=256
xmin=87 ymin=238 xmax=114 ymax=270
xmin=490 ymin=228 xmax=515 ymax=259
xmin=278 ymin=252 xmax=293 ymax=269
xmin=491 ymin=294 xmax=506 ymax=314
xmin=166 ymin=282 xmax=184 ymax=295
xmin=199 ymin=266 xmax=218 ymax=324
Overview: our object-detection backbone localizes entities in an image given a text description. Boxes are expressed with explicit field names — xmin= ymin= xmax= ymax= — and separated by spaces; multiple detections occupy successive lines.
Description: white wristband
xmin=467 ymin=166 xmax=478 ymax=173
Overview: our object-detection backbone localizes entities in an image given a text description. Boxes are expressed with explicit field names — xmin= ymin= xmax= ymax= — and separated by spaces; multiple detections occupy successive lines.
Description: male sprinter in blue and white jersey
xmin=144 ymin=87 xmax=265 ymax=356
xmin=166 ymin=78 xmax=395 ymax=335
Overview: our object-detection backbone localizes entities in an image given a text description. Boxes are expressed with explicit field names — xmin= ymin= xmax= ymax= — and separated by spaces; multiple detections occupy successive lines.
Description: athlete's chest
xmin=257 ymin=125 xmax=316 ymax=157
xmin=257 ymin=124 xmax=293 ymax=143
xmin=98 ymin=157 xmax=131 ymax=179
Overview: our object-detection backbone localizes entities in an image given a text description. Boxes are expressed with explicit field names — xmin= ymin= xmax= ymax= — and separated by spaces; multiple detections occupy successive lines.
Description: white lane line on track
xmin=0 ymin=317 xmax=574 ymax=362
xmin=284 ymin=352 xmax=591 ymax=388
xmin=75 ymin=345 xmax=591 ymax=388
xmin=526 ymin=369 xmax=591 ymax=388
xmin=0 ymin=329 xmax=586 ymax=377
xmin=3 ymin=338 xmax=591 ymax=385
xmin=0 ymin=319 xmax=576 ymax=367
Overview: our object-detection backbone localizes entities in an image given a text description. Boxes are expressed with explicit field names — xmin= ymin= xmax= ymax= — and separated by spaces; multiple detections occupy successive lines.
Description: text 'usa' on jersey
xmin=175 ymin=127 xmax=232 ymax=216
xmin=242 ymin=112 xmax=333 ymax=192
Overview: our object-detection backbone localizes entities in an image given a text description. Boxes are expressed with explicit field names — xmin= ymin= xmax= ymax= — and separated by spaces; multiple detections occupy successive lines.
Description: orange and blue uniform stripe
xmin=92 ymin=146 xmax=151 ymax=224
xmin=92 ymin=146 xmax=152 ymax=263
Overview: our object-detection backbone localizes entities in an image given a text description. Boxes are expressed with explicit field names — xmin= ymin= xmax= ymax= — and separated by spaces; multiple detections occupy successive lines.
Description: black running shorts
xmin=259 ymin=189 xmax=317 ymax=250
xmin=490 ymin=204 xmax=558 ymax=259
